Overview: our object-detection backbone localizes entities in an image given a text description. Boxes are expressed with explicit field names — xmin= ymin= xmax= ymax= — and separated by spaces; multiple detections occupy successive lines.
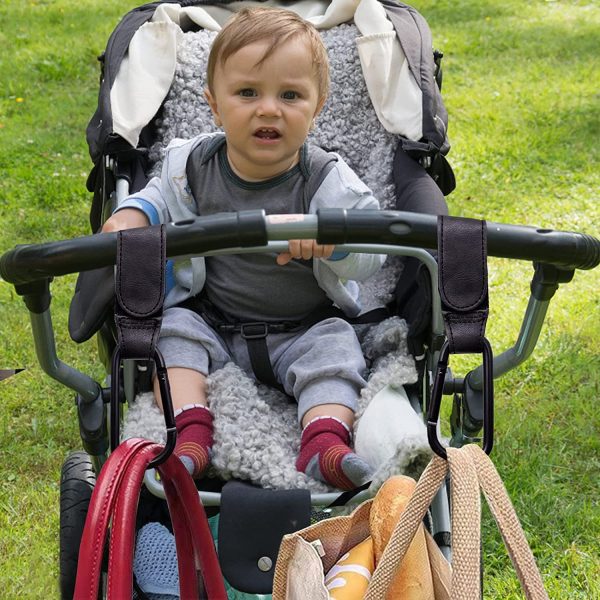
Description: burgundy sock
xmin=296 ymin=416 xmax=373 ymax=490
xmin=174 ymin=405 xmax=213 ymax=478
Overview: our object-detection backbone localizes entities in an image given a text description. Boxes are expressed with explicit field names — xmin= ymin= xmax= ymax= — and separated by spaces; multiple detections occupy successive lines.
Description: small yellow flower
xmin=16 ymin=97 xmax=24 ymax=103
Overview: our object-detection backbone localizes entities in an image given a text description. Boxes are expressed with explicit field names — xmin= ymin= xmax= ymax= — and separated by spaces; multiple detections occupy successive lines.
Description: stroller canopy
xmin=87 ymin=0 xmax=447 ymax=165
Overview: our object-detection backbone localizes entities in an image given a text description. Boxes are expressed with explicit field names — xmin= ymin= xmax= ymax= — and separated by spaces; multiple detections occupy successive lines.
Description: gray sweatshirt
xmin=116 ymin=133 xmax=385 ymax=316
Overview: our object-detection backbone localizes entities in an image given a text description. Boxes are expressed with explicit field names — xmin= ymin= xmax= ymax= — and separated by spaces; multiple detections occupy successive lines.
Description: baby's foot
xmin=296 ymin=416 xmax=373 ymax=490
xmin=173 ymin=404 xmax=213 ymax=478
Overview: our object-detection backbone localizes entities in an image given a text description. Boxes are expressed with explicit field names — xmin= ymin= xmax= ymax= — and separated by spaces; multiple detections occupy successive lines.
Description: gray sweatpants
xmin=158 ymin=308 xmax=367 ymax=423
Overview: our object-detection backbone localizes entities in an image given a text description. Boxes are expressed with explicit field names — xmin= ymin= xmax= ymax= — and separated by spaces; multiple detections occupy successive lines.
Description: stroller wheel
xmin=60 ymin=451 xmax=96 ymax=600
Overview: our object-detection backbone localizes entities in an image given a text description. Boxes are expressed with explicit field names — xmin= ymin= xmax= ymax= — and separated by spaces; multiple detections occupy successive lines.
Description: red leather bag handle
xmin=74 ymin=438 xmax=227 ymax=600
xmin=158 ymin=451 xmax=226 ymax=598
xmin=108 ymin=443 xmax=158 ymax=597
xmin=74 ymin=438 xmax=150 ymax=598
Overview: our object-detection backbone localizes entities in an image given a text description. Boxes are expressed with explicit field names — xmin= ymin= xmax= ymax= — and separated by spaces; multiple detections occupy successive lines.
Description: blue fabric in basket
xmin=133 ymin=516 xmax=272 ymax=600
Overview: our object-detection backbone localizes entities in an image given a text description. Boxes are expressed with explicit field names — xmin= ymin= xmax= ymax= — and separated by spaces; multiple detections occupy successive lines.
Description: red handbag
xmin=73 ymin=437 xmax=227 ymax=599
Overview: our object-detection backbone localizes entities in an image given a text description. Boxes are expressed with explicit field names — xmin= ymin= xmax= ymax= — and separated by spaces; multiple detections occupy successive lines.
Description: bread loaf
xmin=370 ymin=476 xmax=434 ymax=599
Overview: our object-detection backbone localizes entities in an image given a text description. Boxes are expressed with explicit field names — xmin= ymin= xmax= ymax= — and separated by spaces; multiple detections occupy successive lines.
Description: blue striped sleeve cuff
xmin=115 ymin=198 xmax=160 ymax=226
xmin=326 ymin=251 xmax=350 ymax=261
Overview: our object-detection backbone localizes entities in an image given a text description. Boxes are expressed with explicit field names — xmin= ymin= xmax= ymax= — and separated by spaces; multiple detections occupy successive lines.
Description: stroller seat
xmin=118 ymin=11 xmax=441 ymax=494
xmin=64 ymin=2 xmax=456 ymax=597
xmin=123 ymin=316 xmax=429 ymax=493
xmin=144 ymin=20 xmax=427 ymax=310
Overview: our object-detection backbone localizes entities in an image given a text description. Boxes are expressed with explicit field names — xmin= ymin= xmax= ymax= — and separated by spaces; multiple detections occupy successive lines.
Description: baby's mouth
xmin=254 ymin=128 xmax=281 ymax=140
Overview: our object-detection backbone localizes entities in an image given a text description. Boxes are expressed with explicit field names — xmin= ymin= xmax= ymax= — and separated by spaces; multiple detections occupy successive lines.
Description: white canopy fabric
xmin=110 ymin=0 xmax=423 ymax=148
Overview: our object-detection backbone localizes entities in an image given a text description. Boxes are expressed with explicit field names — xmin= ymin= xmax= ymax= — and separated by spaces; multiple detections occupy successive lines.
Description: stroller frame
xmin=2 ymin=181 xmax=598 ymax=576
xmin=2 ymin=6 xmax=598 ymax=591
xmin=1 ymin=0 xmax=597 ymax=595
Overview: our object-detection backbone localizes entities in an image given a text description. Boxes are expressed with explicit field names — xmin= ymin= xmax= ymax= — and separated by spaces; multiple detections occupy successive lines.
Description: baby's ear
xmin=204 ymin=88 xmax=222 ymax=127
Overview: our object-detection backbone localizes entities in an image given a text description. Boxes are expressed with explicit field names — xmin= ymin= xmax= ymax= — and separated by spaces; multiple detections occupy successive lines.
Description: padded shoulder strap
xmin=302 ymin=144 xmax=338 ymax=209
xmin=380 ymin=1 xmax=448 ymax=149
xmin=186 ymin=134 xmax=226 ymax=202
xmin=380 ymin=0 xmax=456 ymax=195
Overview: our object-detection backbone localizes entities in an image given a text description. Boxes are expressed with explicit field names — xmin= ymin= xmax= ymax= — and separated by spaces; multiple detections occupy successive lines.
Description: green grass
xmin=0 ymin=0 xmax=598 ymax=598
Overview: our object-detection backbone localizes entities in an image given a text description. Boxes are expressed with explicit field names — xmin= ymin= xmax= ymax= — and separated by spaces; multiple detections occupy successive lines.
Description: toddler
xmin=102 ymin=7 xmax=384 ymax=490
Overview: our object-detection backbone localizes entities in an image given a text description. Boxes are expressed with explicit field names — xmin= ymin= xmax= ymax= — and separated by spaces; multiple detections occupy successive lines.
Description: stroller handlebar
xmin=1 ymin=209 xmax=599 ymax=286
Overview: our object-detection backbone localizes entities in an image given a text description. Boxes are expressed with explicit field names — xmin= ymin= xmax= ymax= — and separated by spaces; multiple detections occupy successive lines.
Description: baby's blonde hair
xmin=206 ymin=7 xmax=330 ymax=105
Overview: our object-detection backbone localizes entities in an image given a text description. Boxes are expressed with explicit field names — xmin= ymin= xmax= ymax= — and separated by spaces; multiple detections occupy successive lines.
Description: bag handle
xmin=464 ymin=445 xmax=548 ymax=599
xmin=111 ymin=442 xmax=223 ymax=598
xmin=74 ymin=438 xmax=227 ymax=600
xmin=74 ymin=438 xmax=151 ymax=598
xmin=365 ymin=445 xmax=548 ymax=599
xmin=365 ymin=450 xmax=481 ymax=599
xmin=107 ymin=443 xmax=167 ymax=597
xmin=158 ymin=448 xmax=227 ymax=598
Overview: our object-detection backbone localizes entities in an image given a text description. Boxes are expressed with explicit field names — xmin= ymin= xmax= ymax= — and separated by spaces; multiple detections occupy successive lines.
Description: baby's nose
xmin=256 ymin=96 xmax=281 ymax=117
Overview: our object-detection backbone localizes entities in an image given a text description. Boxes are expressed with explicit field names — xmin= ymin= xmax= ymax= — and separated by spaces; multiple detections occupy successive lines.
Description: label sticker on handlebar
xmin=267 ymin=214 xmax=306 ymax=224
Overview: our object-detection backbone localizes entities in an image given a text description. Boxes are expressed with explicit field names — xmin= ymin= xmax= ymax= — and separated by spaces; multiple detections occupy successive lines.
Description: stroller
xmin=1 ymin=1 xmax=599 ymax=598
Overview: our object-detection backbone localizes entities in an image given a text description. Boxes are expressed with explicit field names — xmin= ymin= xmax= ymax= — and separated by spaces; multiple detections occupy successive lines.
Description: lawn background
xmin=0 ymin=0 xmax=598 ymax=598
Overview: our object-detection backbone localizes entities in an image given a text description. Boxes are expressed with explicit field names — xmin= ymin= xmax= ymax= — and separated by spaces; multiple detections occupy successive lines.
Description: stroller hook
xmin=110 ymin=347 xmax=177 ymax=468
xmin=427 ymin=338 xmax=494 ymax=459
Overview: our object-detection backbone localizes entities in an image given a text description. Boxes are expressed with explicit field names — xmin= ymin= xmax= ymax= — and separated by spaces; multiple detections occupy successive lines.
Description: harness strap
xmin=237 ymin=306 xmax=388 ymax=392
xmin=240 ymin=322 xmax=285 ymax=391
xmin=179 ymin=295 xmax=388 ymax=391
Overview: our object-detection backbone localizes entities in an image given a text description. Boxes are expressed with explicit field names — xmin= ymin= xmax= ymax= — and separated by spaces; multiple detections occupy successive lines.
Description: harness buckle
xmin=240 ymin=322 xmax=269 ymax=340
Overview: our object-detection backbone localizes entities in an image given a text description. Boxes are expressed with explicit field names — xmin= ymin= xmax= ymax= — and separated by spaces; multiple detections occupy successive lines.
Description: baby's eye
xmin=281 ymin=91 xmax=299 ymax=100
xmin=238 ymin=88 xmax=257 ymax=98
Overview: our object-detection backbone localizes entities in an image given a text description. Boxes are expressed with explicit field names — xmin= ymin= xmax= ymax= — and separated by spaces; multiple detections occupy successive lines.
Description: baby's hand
xmin=101 ymin=209 xmax=150 ymax=233
xmin=276 ymin=240 xmax=335 ymax=265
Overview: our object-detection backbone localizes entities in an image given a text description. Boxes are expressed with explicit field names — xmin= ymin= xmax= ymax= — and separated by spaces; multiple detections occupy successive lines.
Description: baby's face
xmin=205 ymin=36 xmax=324 ymax=181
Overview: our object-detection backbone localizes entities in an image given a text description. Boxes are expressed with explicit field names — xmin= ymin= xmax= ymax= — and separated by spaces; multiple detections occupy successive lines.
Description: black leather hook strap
xmin=437 ymin=216 xmax=489 ymax=353
xmin=114 ymin=225 xmax=166 ymax=361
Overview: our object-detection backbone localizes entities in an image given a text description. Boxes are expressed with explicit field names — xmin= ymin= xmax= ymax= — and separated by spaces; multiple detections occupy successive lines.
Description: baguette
xmin=370 ymin=475 xmax=434 ymax=599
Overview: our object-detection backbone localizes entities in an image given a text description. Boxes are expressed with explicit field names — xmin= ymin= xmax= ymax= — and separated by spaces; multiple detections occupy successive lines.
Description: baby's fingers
xmin=276 ymin=240 xmax=336 ymax=265
xmin=276 ymin=240 xmax=301 ymax=265
xmin=276 ymin=252 xmax=293 ymax=265
xmin=300 ymin=239 xmax=315 ymax=260
xmin=282 ymin=239 xmax=311 ymax=260
xmin=312 ymin=244 xmax=335 ymax=259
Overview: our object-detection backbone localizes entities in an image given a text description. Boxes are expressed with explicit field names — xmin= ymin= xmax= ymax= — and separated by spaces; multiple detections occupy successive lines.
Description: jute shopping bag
xmin=274 ymin=444 xmax=549 ymax=600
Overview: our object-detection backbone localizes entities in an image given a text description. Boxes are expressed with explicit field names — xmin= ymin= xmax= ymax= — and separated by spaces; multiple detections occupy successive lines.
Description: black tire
xmin=60 ymin=451 xmax=96 ymax=600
